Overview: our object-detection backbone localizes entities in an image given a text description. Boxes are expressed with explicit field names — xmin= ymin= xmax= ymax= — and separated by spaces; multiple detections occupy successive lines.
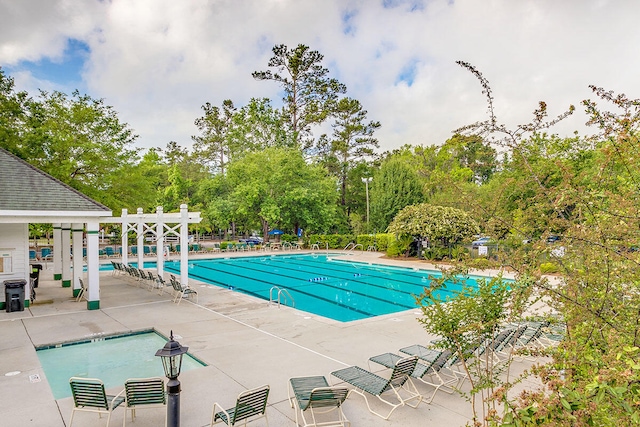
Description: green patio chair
xmin=210 ymin=384 xmax=270 ymax=426
xmin=122 ymin=377 xmax=166 ymax=426
xmin=75 ymin=278 xmax=88 ymax=302
xmin=288 ymin=376 xmax=350 ymax=427
xmin=331 ymin=356 xmax=421 ymax=420
xmin=69 ymin=377 xmax=125 ymax=426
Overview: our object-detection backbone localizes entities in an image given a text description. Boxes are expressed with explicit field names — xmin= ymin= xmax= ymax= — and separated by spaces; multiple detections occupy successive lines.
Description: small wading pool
xmin=36 ymin=330 xmax=205 ymax=399
xmin=158 ymin=254 xmax=502 ymax=322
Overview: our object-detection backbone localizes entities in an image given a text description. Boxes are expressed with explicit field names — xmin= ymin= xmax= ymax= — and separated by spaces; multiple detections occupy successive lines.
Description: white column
xmin=121 ymin=208 xmax=129 ymax=265
xmin=72 ymin=224 xmax=84 ymax=298
xmin=137 ymin=208 xmax=144 ymax=268
xmin=53 ymin=223 xmax=62 ymax=280
xmin=86 ymin=222 xmax=100 ymax=310
xmin=156 ymin=206 xmax=164 ymax=279
xmin=180 ymin=204 xmax=189 ymax=286
xmin=61 ymin=224 xmax=71 ymax=288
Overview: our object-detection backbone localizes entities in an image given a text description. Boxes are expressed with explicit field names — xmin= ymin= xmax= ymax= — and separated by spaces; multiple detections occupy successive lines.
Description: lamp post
xmin=361 ymin=177 xmax=372 ymax=232
xmin=156 ymin=331 xmax=188 ymax=427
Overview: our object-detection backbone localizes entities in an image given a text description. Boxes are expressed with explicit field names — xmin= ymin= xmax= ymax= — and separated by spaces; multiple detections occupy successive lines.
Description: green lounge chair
xmin=331 ymin=356 xmax=421 ymax=420
xmin=288 ymin=376 xmax=350 ymax=427
xmin=156 ymin=275 xmax=173 ymax=296
xmin=400 ymin=343 xmax=474 ymax=387
xmin=170 ymin=276 xmax=198 ymax=304
xmin=69 ymin=377 xmax=125 ymax=426
xmin=122 ymin=377 xmax=166 ymax=426
xmin=210 ymin=384 xmax=270 ymax=426
xmin=369 ymin=349 xmax=459 ymax=403
xmin=41 ymin=247 xmax=53 ymax=260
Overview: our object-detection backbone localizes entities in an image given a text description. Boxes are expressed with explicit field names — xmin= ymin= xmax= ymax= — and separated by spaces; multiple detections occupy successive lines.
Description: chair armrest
xmin=210 ymin=402 xmax=231 ymax=426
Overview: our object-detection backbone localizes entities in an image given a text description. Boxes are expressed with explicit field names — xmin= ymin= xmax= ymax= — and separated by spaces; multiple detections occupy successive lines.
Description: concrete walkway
xmin=0 ymin=251 xmax=530 ymax=426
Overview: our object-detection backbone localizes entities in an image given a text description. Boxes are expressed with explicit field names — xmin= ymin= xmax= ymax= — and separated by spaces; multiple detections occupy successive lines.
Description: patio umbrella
xmin=268 ymin=229 xmax=284 ymax=235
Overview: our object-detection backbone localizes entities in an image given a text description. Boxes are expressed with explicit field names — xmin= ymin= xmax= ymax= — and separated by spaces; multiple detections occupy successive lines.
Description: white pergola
xmin=3 ymin=204 xmax=200 ymax=310
xmin=103 ymin=204 xmax=202 ymax=286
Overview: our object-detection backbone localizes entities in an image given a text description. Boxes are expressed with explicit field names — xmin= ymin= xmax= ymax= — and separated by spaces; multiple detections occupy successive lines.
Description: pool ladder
xmin=344 ymin=243 xmax=363 ymax=252
xmin=269 ymin=286 xmax=295 ymax=308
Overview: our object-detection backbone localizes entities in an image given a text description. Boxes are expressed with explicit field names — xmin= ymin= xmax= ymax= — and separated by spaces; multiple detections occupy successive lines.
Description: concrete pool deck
xmin=0 ymin=250 xmax=540 ymax=426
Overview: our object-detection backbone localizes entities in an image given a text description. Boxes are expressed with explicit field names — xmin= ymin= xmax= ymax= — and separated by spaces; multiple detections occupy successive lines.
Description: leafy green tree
xmin=388 ymin=203 xmax=479 ymax=249
xmin=192 ymin=99 xmax=236 ymax=174
xmin=437 ymin=133 xmax=497 ymax=184
xmin=252 ymin=44 xmax=346 ymax=149
xmin=226 ymin=98 xmax=294 ymax=153
xmin=0 ymin=67 xmax=30 ymax=158
xmin=158 ymin=142 xmax=209 ymax=212
xmin=417 ymin=270 xmax=525 ymax=427
xmin=319 ymin=97 xmax=380 ymax=210
xmin=421 ymin=61 xmax=640 ymax=426
xmin=213 ymin=147 xmax=337 ymax=239
xmin=17 ymin=89 xmax=139 ymax=210
xmin=370 ymin=155 xmax=425 ymax=232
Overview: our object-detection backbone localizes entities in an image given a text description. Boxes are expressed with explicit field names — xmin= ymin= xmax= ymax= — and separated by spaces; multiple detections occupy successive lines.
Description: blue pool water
xmin=159 ymin=254 xmax=493 ymax=322
xmin=37 ymin=331 xmax=205 ymax=399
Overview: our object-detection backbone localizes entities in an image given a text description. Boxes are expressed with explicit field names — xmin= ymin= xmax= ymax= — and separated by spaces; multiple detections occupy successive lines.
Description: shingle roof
xmin=0 ymin=147 xmax=110 ymax=212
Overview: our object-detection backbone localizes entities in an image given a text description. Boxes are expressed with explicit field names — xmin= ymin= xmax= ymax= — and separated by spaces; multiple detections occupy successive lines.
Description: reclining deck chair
xmin=69 ymin=377 xmax=125 ymax=426
xmin=122 ymin=377 xmax=166 ymax=426
xmin=400 ymin=343 xmax=474 ymax=387
xmin=210 ymin=384 xmax=270 ymax=426
xmin=288 ymin=376 xmax=350 ymax=427
xmin=156 ymin=275 xmax=173 ymax=296
xmin=170 ymin=276 xmax=198 ymax=304
xmin=331 ymin=356 xmax=421 ymax=420
xmin=369 ymin=349 xmax=459 ymax=403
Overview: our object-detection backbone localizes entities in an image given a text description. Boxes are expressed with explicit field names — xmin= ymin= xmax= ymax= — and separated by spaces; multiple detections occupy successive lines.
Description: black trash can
xmin=30 ymin=264 xmax=43 ymax=288
xmin=4 ymin=280 xmax=26 ymax=313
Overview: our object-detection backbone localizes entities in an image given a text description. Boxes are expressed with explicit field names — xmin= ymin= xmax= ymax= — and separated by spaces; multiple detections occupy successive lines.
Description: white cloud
xmin=1 ymin=0 xmax=639 ymax=152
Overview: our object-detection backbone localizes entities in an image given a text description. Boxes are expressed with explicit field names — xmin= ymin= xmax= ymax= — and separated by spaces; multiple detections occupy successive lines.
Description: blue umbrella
xmin=268 ymin=229 xmax=284 ymax=235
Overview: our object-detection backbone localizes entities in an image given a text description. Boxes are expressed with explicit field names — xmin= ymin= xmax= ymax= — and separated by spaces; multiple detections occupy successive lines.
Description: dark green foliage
xmin=370 ymin=156 xmax=425 ymax=231
xmin=252 ymin=44 xmax=346 ymax=149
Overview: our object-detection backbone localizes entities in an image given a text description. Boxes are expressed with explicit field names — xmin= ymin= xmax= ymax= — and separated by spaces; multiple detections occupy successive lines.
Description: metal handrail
xmin=269 ymin=286 xmax=295 ymax=308
xmin=344 ymin=243 xmax=363 ymax=252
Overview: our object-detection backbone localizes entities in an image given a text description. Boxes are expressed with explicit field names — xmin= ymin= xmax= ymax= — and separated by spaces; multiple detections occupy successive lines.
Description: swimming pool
xmin=36 ymin=330 xmax=205 ymax=399
xmin=162 ymin=254 xmax=492 ymax=322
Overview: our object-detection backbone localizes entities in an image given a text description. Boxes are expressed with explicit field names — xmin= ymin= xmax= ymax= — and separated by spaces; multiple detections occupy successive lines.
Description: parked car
xmin=471 ymin=237 xmax=491 ymax=248
xmin=546 ymin=235 xmax=561 ymax=244
xmin=239 ymin=236 xmax=263 ymax=245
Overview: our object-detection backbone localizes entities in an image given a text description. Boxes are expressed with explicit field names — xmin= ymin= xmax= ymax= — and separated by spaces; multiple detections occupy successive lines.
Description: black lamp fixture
xmin=156 ymin=330 xmax=188 ymax=427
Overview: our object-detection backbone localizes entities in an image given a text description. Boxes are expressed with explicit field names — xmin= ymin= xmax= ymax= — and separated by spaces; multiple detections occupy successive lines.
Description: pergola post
xmin=137 ymin=208 xmax=144 ymax=269
xmin=180 ymin=204 xmax=189 ymax=287
xmin=86 ymin=222 xmax=100 ymax=310
xmin=61 ymin=223 xmax=71 ymax=287
xmin=156 ymin=206 xmax=164 ymax=279
xmin=121 ymin=208 xmax=129 ymax=265
xmin=72 ymin=223 xmax=84 ymax=297
xmin=53 ymin=223 xmax=62 ymax=280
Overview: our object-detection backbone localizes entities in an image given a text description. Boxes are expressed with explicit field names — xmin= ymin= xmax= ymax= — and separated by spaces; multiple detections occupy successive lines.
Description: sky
xmin=1 ymin=0 xmax=638 ymax=154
